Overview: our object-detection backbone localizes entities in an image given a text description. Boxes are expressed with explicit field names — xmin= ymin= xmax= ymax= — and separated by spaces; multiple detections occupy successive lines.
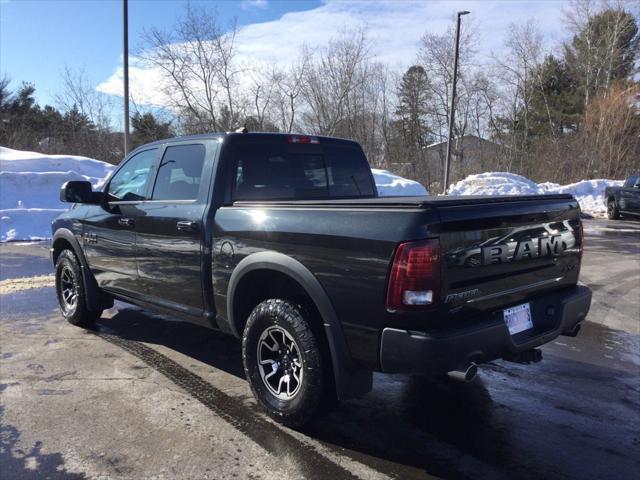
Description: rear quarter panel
xmin=211 ymin=205 xmax=440 ymax=368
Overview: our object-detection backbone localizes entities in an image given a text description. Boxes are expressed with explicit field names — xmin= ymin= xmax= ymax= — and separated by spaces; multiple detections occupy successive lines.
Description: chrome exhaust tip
xmin=566 ymin=323 xmax=582 ymax=337
xmin=447 ymin=363 xmax=478 ymax=382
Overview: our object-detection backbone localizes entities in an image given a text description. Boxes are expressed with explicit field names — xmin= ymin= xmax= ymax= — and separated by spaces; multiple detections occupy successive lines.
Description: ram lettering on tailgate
xmin=482 ymin=234 xmax=565 ymax=265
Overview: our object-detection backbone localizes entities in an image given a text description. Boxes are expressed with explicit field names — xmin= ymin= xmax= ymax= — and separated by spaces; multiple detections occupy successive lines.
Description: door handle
xmin=118 ymin=217 xmax=134 ymax=227
xmin=177 ymin=220 xmax=198 ymax=232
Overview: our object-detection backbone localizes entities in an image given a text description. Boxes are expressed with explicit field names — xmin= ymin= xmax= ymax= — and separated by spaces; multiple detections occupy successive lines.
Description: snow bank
xmin=448 ymin=172 xmax=544 ymax=196
xmin=372 ymin=169 xmax=428 ymax=196
xmin=545 ymin=179 xmax=624 ymax=217
xmin=449 ymin=171 xmax=624 ymax=217
xmin=538 ymin=181 xmax=561 ymax=191
xmin=0 ymin=147 xmax=115 ymax=242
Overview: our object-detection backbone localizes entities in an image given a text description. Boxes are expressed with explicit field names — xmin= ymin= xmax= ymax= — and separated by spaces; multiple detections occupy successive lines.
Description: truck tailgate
xmin=434 ymin=195 xmax=582 ymax=317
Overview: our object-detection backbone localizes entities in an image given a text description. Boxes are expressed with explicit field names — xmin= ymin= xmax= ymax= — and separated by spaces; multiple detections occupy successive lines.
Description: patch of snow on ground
xmin=372 ymin=168 xmax=428 ymax=196
xmin=545 ymin=179 xmax=624 ymax=217
xmin=0 ymin=147 xmax=115 ymax=242
xmin=448 ymin=172 xmax=544 ymax=196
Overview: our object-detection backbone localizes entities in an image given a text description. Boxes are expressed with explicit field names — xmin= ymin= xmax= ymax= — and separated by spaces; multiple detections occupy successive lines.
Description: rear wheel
xmin=55 ymin=250 xmax=102 ymax=327
xmin=242 ymin=299 xmax=329 ymax=427
xmin=607 ymin=199 xmax=621 ymax=219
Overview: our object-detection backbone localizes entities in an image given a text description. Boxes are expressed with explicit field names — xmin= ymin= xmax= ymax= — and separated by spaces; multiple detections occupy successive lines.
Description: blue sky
xmin=1 ymin=0 xmax=577 ymax=108
xmin=0 ymin=0 xmax=321 ymax=105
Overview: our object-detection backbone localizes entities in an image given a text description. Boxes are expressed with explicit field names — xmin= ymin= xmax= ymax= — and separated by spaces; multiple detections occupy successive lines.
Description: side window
xmin=152 ymin=144 xmax=206 ymax=200
xmin=108 ymin=148 xmax=157 ymax=201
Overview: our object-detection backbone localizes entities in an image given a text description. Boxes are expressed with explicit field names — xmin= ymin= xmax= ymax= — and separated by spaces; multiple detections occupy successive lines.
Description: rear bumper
xmin=379 ymin=284 xmax=592 ymax=375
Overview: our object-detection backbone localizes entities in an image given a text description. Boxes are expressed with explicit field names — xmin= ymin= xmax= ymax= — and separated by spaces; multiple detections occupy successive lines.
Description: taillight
xmin=386 ymin=239 xmax=441 ymax=311
xmin=288 ymin=135 xmax=320 ymax=144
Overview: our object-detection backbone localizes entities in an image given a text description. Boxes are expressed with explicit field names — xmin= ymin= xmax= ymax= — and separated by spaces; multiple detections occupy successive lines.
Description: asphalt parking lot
xmin=1 ymin=218 xmax=638 ymax=480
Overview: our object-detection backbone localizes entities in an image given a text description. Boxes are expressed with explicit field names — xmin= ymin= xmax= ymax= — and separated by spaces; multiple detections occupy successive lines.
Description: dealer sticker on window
xmin=503 ymin=302 xmax=534 ymax=336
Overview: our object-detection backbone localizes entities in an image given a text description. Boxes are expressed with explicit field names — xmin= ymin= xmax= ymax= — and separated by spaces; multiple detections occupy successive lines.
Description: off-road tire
xmin=242 ymin=299 xmax=328 ymax=428
xmin=55 ymin=249 xmax=102 ymax=327
xmin=607 ymin=199 xmax=621 ymax=219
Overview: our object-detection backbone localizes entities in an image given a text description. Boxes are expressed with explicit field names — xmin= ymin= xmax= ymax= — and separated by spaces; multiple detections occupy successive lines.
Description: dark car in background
xmin=605 ymin=175 xmax=640 ymax=219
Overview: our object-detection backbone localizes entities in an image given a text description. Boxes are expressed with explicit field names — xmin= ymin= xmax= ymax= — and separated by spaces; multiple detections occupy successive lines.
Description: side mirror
xmin=60 ymin=181 xmax=101 ymax=204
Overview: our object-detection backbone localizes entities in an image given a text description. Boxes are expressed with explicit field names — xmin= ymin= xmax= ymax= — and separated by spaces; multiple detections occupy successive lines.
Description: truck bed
xmin=233 ymin=193 xmax=575 ymax=208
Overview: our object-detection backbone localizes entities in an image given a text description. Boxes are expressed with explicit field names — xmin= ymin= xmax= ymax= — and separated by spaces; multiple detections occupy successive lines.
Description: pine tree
xmin=131 ymin=112 xmax=174 ymax=148
xmin=564 ymin=8 xmax=638 ymax=109
xmin=395 ymin=65 xmax=432 ymax=152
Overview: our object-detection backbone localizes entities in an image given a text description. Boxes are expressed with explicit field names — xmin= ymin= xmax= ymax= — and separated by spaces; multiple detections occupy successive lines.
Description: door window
xmin=108 ymin=148 xmax=157 ymax=201
xmin=152 ymin=144 xmax=206 ymax=200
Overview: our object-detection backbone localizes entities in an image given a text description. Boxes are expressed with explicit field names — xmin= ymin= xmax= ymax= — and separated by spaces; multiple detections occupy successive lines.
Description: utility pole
xmin=123 ymin=0 xmax=130 ymax=155
xmin=443 ymin=10 xmax=469 ymax=194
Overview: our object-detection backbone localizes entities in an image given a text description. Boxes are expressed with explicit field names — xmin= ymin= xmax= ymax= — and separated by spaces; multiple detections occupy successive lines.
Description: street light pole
xmin=443 ymin=10 xmax=469 ymax=194
xmin=123 ymin=0 xmax=130 ymax=155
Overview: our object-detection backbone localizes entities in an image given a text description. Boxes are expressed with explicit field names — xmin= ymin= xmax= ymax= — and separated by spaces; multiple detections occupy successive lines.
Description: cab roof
xmin=132 ymin=131 xmax=359 ymax=153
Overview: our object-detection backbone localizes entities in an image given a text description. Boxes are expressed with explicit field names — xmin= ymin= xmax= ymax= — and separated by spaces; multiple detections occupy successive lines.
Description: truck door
xmin=83 ymin=147 xmax=158 ymax=295
xmin=134 ymin=140 xmax=218 ymax=315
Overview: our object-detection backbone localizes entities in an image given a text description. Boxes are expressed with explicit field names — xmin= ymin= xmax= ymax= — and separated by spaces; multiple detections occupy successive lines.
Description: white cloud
xmin=97 ymin=0 xmax=570 ymax=105
xmin=241 ymin=0 xmax=269 ymax=10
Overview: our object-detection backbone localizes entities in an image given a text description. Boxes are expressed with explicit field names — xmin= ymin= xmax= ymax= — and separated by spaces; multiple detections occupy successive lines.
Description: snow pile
xmin=0 ymin=147 xmax=114 ymax=241
xmin=448 ymin=172 xmax=544 ymax=196
xmin=449 ymin=171 xmax=624 ymax=217
xmin=538 ymin=181 xmax=561 ymax=191
xmin=544 ymin=179 xmax=624 ymax=216
xmin=372 ymin=169 xmax=428 ymax=196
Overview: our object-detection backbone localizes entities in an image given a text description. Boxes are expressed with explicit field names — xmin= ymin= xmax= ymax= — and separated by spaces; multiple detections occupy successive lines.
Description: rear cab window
xmin=624 ymin=175 xmax=638 ymax=188
xmin=231 ymin=139 xmax=376 ymax=201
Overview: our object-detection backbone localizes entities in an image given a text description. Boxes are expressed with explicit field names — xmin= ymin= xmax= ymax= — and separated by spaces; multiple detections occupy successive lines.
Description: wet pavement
xmin=1 ymin=218 xmax=639 ymax=479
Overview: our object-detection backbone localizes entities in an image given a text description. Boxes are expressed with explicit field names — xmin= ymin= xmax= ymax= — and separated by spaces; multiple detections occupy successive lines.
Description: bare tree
xmin=140 ymin=4 xmax=241 ymax=133
xmin=55 ymin=66 xmax=114 ymax=129
xmin=491 ymin=20 xmax=548 ymax=175
xmin=301 ymin=29 xmax=371 ymax=136
xmin=582 ymin=81 xmax=640 ymax=178
xmin=269 ymin=54 xmax=310 ymax=133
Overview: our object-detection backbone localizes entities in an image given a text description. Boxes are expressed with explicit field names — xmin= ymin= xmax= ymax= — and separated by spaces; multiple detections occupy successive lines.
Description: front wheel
xmin=607 ymin=200 xmax=621 ymax=219
xmin=55 ymin=250 xmax=102 ymax=327
xmin=242 ymin=299 xmax=328 ymax=427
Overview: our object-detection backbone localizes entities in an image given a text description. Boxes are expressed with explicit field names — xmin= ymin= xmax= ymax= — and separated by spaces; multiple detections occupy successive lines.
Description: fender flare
xmin=52 ymin=228 xmax=110 ymax=311
xmin=227 ymin=251 xmax=372 ymax=399
xmin=52 ymin=228 xmax=88 ymax=267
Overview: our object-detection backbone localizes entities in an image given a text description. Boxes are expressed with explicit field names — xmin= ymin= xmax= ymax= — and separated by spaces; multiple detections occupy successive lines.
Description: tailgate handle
xmin=177 ymin=220 xmax=198 ymax=232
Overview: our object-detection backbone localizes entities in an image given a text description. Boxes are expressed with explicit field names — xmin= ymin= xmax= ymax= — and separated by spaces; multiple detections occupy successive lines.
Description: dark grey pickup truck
xmin=52 ymin=132 xmax=592 ymax=426
xmin=605 ymin=174 xmax=640 ymax=219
